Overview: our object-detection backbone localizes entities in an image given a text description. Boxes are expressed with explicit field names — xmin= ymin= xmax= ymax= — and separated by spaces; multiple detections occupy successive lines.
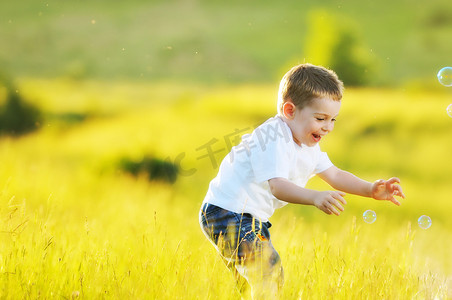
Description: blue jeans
xmin=199 ymin=203 xmax=283 ymax=293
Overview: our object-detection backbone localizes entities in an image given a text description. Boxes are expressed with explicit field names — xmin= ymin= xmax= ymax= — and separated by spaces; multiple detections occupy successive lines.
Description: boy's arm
xmin=317 ymin=166 xmax=405 ymax=205
xmin=268 ymin=177 xmax=346 ymax=215
xmin=317 ymin=166 xmax=373 ymax=197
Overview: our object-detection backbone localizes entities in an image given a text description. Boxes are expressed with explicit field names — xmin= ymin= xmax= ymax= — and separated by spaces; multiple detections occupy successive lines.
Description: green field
xmin=1 ymin=0 xmax=452 ymax=85
xmin=0 ymin=79 xmax=451 ymax=298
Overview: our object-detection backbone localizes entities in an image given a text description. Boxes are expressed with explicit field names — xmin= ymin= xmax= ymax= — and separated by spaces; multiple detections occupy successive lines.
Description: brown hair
xmin=277 ymin=63 xmax=344 ymax=114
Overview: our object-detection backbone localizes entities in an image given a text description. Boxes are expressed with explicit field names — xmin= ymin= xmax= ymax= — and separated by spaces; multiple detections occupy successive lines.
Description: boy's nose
xmin=322 ymin=122 xmax=334 ymax=132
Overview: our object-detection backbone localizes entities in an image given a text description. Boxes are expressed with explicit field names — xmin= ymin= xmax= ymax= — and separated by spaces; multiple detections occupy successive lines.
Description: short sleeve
xmin=313 ymin=150 xmax=333 ymax=174
xmin=247 ymin=119 xmax=294 ymax=183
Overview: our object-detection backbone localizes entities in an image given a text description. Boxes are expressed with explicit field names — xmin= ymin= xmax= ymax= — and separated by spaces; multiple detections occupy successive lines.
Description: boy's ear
xmin=282 ymin=101 xmax=296 ymax=120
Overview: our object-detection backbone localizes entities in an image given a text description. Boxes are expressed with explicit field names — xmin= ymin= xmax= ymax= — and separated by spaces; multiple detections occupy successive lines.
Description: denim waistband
xmin=200 ymin=202 xmax=271 ymax=228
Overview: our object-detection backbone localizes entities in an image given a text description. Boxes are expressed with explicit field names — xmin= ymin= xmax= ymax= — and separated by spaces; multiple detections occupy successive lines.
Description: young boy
xmin=199 ymin=63 xmax=405 ymax=299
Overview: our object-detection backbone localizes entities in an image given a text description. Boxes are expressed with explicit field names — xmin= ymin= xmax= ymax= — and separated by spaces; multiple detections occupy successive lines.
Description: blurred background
xmin=1 ymin=0 xmax=452 ymax=85
xmin=1 ymin=0 xmax=452 ymax=298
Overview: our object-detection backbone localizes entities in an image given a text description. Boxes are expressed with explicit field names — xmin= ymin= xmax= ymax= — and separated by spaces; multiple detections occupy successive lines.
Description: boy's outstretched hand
xmin=313 ymin=190 xmax=347 ymax=216
xmin=371 ymin=177 xmax=405 ymax=205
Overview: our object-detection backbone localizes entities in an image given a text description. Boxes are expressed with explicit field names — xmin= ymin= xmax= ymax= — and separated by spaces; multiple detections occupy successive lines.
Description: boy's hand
xmin=313 ymin=191 xmax=347 ymax=216
xmin=371 ymin=177 xmax=405 ymax=205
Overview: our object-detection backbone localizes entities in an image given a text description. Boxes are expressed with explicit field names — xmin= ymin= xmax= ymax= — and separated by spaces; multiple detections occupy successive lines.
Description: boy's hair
xmin=277 ymin=63 xmax=344 ymax=115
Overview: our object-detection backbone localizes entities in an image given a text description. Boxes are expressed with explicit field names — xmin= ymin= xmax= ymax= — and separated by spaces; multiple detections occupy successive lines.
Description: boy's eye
xmin=316 ymin=116 xmax=337 ymax=122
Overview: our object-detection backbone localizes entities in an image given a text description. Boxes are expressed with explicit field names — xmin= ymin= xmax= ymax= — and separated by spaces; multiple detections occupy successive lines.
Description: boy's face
xmin=284 ymin=97 xmax=341 ymax=147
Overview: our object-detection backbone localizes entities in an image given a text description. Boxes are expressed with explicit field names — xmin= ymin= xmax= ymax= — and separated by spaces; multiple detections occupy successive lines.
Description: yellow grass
xmin=0 ymin=79 xmax=451 ymax=299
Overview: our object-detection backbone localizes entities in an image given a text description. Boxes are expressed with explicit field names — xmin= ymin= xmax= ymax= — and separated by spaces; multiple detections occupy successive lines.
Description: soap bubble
xmin=437 ymin=67 xmax=452 ymax=87
xmin=418 ymin=215 xmax=432 ymax=229
xmin=363 ymin=210 xmax=377 ymax=224
xmin=447 ymin=104 xmax=452 ymax=118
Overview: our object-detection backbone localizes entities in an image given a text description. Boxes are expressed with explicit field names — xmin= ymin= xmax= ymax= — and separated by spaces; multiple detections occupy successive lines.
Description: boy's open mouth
xmin=312 ymin=133 xmax=321 ymax=142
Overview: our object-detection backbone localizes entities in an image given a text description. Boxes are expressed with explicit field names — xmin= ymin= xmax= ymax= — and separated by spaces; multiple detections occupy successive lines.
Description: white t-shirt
xmin=203 ymin=115 xmax=333 ymax=222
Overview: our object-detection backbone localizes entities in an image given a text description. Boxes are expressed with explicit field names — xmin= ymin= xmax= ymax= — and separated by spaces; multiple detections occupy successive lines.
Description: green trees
xmin=0 ymin=76 xmax=42 ymax=136
xmin=303 ymin=10 xmax=376 ymax=86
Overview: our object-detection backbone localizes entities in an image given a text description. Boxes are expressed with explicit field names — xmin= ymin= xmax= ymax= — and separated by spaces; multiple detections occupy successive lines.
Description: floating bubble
xmin=363 ymin=210 xmax=377 ymax=224
xmin=418 ymin=215 xmax=432 ymax=229
xmin=447 ymin=104 xmax=452 ymax=118
xmin=437 ymin=67 xmax=452 ymax=87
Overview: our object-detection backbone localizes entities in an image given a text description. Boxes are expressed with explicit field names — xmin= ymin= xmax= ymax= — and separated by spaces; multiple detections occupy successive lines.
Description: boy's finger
xmin=329 ymin=196 xmax=345 ymax=211
xmin=387 ymin=177 xmax=400 ymax=184
xmin=376 ymin=179 xmax=385 ymax=185
xmin=395 ymin=186 xmax=406 ymax=198
xmin=389 ymin=197 xmax=401 ymax=206
xmin=328 ymin=195 xmax=345 ymax=212
xmin=334 ymin=193 xmax=347 ymax=205
xmin=334 ymin=201 xmax=345 ymax=212
xmin=392 ymin=186 xmax=405 ymax=198
xmin=328 ymin=205 xmax=340 ymax=216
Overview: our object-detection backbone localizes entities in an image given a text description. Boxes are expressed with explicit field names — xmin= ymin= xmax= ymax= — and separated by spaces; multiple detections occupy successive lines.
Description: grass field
xmin=1 ymin=0 xmax=452 ymax=85
xmin=0 ymin=79 xmax=451 ymax=299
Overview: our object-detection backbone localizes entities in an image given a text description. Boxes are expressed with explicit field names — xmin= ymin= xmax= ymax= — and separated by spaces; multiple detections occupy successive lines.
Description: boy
xmin=199 ymin=63 xmax=405 ymax=299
